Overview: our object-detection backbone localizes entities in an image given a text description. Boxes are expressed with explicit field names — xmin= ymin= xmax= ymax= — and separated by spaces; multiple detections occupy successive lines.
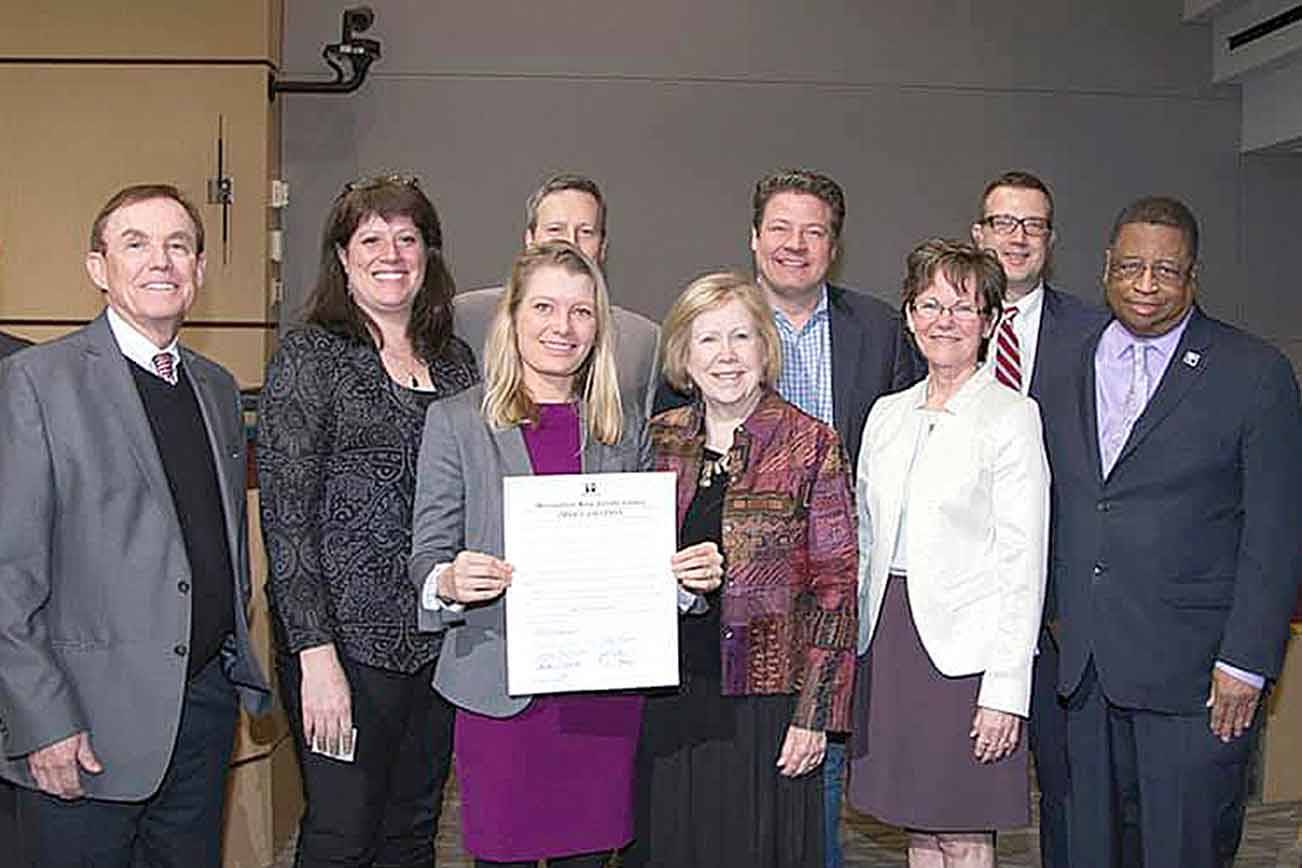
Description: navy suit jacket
xmin=1040 ymin=307 xmax=1302 ymax=713
xmin=655 ymin=283 xmax=921 ymax=472
xmin=1026 ymin=286 xmax=1110 ymax=624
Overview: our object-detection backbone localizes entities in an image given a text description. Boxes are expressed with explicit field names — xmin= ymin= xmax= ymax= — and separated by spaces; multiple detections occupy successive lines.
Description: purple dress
xmin=455 ymin=402 xmax=644 ymax=861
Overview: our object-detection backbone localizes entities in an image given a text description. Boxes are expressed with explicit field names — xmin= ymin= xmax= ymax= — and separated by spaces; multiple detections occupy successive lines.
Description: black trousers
xmin=474 ymin=854 xmax=609 ymax=868
xmin=280 ymin=653 xmax=455 ymax=868
xmin=1028 ymin=631 xmax=1070 ymax=868
xmin=15 ymin=654 xmax=238 ymax=868
xmin=1064 ymin=662 xmax=1257 ymax=868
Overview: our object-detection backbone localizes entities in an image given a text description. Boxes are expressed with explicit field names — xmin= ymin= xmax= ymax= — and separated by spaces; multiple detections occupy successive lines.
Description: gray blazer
xmin=454 ymin=286 xmax=661 ymax=419
xmin=410 ymin=384 xmax=649 ymax=717
xmin=0 ymin=312 xmax=269 ymax=800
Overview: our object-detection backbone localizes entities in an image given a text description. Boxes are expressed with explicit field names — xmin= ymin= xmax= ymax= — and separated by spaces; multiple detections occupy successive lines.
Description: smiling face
xmin=971 ymin=185 xmax=1053 ymax=301
xmin=336 ymin=213 xmax=427 ymax=321
xmin=513 ymin=264 xmax=598 ymax=401
xmin=1104 ymin=222 xmax=1196 ymax=338
xmin=85 ymin=196 xmax=204 ymax=347
xmin=906 ymin=270 xmax=993 ymax=375
xmin=685 ymin=297 xmax=766 ymax=416
xmin=525 ymin=189 xmax=606 ymax=263
xmin=751 ymin=191 xmax=838 ymax=305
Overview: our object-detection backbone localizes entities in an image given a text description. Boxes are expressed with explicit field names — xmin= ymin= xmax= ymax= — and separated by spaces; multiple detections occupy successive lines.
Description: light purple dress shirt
xmin=1093 ymin=312 xmax=1264 ymax=691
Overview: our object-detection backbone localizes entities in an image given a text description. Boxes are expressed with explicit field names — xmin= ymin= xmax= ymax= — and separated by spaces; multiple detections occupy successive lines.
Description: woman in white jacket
xmin=847 ymin=239 xmax=1049 ymax=868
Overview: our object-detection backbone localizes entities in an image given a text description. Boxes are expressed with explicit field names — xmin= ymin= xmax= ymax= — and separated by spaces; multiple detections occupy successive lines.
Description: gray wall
xmin=280 ymin=0 xmax=1302 ymax=373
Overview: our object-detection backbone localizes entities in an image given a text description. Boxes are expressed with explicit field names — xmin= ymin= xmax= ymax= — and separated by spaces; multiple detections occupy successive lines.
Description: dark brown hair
xmin=752 ymin=169 xmax=846 ymax=241
xmin=901 ymin=238 xmax=1005 ymax=362
xmin=302 ymin=176 xmax=455 ymax=361
xmin=89 ymin=184 xmax=205 ymax=254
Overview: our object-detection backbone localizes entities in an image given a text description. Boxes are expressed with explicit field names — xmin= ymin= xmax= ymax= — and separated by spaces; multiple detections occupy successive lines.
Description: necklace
xmin=381 ymin=349 xmax=426 ymax=389
xmin=698 ymin=451 xmax=730 ymax=488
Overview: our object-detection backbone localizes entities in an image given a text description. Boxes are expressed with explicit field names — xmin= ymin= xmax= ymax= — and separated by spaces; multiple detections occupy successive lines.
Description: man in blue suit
xmin=971 ymin=170 xmax=1108 ymax=868
xmin=1039 ymin=196 xmax=1301 ymax=868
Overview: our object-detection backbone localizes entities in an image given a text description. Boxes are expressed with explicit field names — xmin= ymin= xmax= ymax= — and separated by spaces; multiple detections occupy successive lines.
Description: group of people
xmin=0 ymin=163 xmax=1296 ymax=868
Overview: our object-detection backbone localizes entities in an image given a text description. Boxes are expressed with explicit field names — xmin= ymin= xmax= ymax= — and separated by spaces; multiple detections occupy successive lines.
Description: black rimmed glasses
xmin=979 ymin=214 xmax=1053 ymax=238
xmin=911 ymin=299 xmax=985 ymax=323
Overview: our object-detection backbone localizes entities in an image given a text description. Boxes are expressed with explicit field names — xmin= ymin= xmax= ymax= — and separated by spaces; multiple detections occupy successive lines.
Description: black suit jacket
xmin=654 ymin=283 xmax=921 ymax=472
xmin=1040 ymin=307 xmax=1302 ymax=713
xmin=1027 ymin=286 xmax=1110 ymax=624
xmin=0 ymin=332 xmax=31 ymax=359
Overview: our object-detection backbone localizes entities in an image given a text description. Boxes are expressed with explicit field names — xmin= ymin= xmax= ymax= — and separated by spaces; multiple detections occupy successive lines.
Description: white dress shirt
xmin=105 ymin=306 xmax=180 ymax=382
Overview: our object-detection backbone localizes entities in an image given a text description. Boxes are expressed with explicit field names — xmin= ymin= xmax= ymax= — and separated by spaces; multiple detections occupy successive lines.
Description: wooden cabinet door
xmin=0 ymin=64 xmax=276 ymax=384
xmin=0 ymin=0 xmax=282 ymax=66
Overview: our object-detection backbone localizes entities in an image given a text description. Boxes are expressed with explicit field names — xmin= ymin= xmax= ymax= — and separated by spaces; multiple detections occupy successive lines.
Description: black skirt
xmin=626 ymin=449 xmax=822 ymax=867
xmin=848 ymin=574 xmax=1029 ymax=831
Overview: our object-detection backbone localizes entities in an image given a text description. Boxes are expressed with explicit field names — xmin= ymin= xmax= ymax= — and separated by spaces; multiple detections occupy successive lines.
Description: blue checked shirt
xmin=773 ymin=287 xmax=834 ymax=426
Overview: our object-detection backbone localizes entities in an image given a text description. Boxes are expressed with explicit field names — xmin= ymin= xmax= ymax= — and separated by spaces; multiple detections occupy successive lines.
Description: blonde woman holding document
xmin=410 ymin=241 xmax=721 ymax=868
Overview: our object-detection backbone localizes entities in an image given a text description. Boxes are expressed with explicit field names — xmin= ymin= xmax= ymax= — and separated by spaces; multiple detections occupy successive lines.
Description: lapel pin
xmin=1182 ymin=350 xmax=1201 ymax=368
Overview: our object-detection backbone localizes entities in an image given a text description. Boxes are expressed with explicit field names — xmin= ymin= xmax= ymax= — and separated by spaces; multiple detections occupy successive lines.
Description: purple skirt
xmin=455 ymin=692 xmax=643 ymax=861
xmin=848 ymin=575 xmax=1029 ymax=831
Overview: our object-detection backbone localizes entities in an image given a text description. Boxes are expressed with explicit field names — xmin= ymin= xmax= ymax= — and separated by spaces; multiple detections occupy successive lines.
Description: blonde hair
xmin=660 ymin=271 xmax=782 ymax=395
xmin=481 ymin=241 xmax=623 ymax=444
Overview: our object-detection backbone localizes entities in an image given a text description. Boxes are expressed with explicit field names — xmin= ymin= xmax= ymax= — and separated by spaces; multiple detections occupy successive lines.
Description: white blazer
xmin=856 ymin=364 xmax=1049 ymax=716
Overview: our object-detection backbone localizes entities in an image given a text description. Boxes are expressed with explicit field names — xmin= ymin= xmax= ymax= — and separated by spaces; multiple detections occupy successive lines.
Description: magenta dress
xmin=455 ymin=402 xmax=644 ymax=861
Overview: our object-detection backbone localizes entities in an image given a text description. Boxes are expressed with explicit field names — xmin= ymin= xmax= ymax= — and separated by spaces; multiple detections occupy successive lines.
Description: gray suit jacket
xmin=454 ymin=286 xmax=661 ymax=419
xmin=0 ymin=312 xmax=269 ymax=800
xmin=410 ymin=384 xmax=649 ymax=717
xmin=0 ymin=332 xmax=31 ymax=359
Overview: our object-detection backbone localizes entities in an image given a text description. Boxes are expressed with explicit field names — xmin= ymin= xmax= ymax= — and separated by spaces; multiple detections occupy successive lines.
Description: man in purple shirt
xmin=1038 ymin=196 xmax=1301 ymax=868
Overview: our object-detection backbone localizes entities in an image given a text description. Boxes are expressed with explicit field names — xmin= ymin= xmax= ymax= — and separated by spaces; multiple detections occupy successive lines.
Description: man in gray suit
xmin=0 ymin=184 xmax=269 ymax=867
xmin=454 ymin=172 xmax=661 ymax=415
xmin=0 ymin=327 xmax=29 ymax=857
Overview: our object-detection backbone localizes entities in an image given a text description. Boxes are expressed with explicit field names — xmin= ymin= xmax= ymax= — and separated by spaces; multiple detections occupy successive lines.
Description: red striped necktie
xmin=994 ymin=308 xmax=1022 ymax=391
xmin=152 ymin=351 xmax=177 ymax=385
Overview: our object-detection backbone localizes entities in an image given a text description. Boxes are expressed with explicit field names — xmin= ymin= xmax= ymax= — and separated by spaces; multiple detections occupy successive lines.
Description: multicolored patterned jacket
xmin=650 ymin=389 xmax=858 ymax=732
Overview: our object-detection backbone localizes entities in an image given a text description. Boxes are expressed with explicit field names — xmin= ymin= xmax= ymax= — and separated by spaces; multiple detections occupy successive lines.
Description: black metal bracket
xmin=270 ymin=6 xmax=381 ymax=99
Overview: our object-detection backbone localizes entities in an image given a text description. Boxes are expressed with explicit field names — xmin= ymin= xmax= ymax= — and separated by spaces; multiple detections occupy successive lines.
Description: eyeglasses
xmin=979 ymin=214 xmax=1052 ymax=238
xmin=912 ymin=299 xmax=985 ymax=323
xmin=338 ymin=174 xmax=422 ymax=197
xmin=1107 ymin=259 xmax=1192 ymax=287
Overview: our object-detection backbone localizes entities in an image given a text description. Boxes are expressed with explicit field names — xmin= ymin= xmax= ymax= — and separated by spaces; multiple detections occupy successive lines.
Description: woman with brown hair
xmin=258 ymin=175 xmax=478 ymax=866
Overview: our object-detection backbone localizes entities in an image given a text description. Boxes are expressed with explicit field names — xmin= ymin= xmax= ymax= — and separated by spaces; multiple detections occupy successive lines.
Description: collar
xmin=909 ymin=363 xmax=996 ymax=414
xmin=1099 ymin=307 xmax=1193 ymax=361
xmin=1005 ymin=281 xmax=1044 ymax=319
xmin=771 ymin=284 xmax=830 ymax=331
xmin=105 ymin=306 xmax=180 ymax=374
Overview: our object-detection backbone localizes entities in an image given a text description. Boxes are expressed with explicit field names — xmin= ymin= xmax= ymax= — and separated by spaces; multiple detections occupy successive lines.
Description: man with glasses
xmin=454 ymin=172 xmax=661 ymax=416
xmin=1038 ymin=196 xmax=1301 ymax=868
xmin=971 ymin=170 xmax=1107 ymax=868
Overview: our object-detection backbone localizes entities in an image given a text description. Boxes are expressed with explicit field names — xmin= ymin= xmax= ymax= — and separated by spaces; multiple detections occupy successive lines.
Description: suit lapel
xmin=491 ymin=422 xmax=534 ymax=478
xmin=1078 ymin=332 xmax=1106 ymax=485
xmin=1028 ymin=286 xmax=1059 ymax=399
xmin=827 ymin=286 xmax=864 ymax=442
xmin=1111 ymin=310 xmax=1211 ymax=473
xmin=81 ymin=313 xmax=184 ymax=533
xmin=181 ymin=351 xmax=241 ymax=553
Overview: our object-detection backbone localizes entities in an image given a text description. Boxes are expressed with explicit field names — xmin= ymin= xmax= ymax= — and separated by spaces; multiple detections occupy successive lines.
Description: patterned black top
xmin=257 ymin=326 xmax=479 ymax=673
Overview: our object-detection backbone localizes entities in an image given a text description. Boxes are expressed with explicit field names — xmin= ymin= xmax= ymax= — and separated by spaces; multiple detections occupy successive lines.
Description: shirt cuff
xmin=421 ymin=563 xmax=464 ymax=613
xmin=1215 ymin=660 xmax=1265 ymax=690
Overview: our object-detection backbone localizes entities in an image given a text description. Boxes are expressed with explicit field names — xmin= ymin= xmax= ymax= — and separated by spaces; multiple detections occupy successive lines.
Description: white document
xmin=504 ymin=471 xmax=680 ymax=696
